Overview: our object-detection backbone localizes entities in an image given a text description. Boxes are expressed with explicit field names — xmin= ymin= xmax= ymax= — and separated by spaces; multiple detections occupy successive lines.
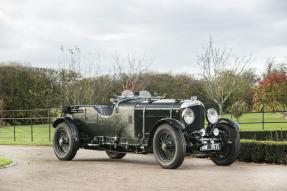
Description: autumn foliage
xmin=253 ymin=72 xmax=287 ymax=111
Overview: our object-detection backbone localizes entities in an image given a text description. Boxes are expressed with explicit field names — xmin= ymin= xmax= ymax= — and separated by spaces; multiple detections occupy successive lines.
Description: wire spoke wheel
xmin=53 ymin=122 xmax=78 ymax=161
xmin=157 ymin=131 xmax=176 ymax=162
xmin=153 ymin=124 xmax=186 ymax=169
xmin=210 ymin=123 xmax=240 ymax=166
xmin=216 ymin=130 xmax=231 ymax=159
xmin=106 ymin=151 xmax=127 ymax=159
xmin=56 ymin=130 xmax=70 ymax=154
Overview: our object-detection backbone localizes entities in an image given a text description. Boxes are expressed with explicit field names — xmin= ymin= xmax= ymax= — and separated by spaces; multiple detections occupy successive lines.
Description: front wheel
xmin=210 ymin=123 xmax=240 ymax=166
xmin=53 ymin=122 xmax=78 ymax=161
xmin=153 ymin=124 xmax=186 ymax=169
xmin=106 ymin=151 xmax=126 ymax=159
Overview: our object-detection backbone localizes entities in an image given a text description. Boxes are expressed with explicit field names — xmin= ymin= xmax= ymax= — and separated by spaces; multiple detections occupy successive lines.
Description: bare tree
xmin=112 ymin=53 xmax=151 ymax=93
xmin=265 ymin=57 xmax=275 ymax=78
xmin=197 ymin=38 xmax=253 ymax=115
xmin=264 ymin=58 xmax=287 ymax=77
xmin=58 ymin=46 xmax=101 ymax=105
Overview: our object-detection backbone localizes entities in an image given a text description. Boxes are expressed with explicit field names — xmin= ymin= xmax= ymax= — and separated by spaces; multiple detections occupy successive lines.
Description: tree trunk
xmin=218 ymin=103 xmax=223 ymax=117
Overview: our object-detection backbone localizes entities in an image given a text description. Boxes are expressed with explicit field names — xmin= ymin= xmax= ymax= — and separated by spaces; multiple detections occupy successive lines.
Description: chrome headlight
xmin=182 ymin=108 xmax=195 ymax=124
xmin=207 ymin=108 xmax=219 ymax=124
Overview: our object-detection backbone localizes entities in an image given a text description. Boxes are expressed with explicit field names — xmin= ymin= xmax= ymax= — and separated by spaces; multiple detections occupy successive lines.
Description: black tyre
xmin=106 ymin=151 xmax=127 ymax=159
xmin=53 ymin=122 xmax=78 ymax=160
xmin=210 ymin=123 xmax=240 ymax=166
xmin=153 ymin=124 xmax=186 ymax=169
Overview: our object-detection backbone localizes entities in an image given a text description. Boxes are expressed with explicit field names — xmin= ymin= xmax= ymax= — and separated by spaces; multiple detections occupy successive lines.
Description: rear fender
xmin=53 ymin=117 xmax=80 ymax=145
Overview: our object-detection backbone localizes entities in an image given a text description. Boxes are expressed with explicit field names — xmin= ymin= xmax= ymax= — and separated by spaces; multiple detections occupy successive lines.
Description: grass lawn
xmin=0 ymin=112 xmax=286 ymax=145
xmin=223 ymin=112 xmax=287 ymax=131
xmin=0 ymin=157 xmax=12 ymax=168
xmin=0 ymin=124 xmax=54 ymax=145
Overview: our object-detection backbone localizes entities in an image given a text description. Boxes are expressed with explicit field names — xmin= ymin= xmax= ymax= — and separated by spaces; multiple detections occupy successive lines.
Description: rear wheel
xmin=153 ymin=124 xmax=186 ymax=169
xmin=210 ymin=123 xmax=240 ymax=166
xmin=53 ymin=122 xmax=78 ymax=160
xmin=106 ymin=151 xmax=126 ymax=159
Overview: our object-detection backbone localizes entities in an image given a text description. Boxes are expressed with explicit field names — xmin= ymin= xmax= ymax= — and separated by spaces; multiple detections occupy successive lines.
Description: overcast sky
xmin=0 ymin=0 xmax=287 ymax=76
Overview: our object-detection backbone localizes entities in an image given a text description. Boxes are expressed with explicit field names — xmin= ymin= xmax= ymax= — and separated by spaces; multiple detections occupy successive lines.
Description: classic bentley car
xmin=53 ymin=90 xmax=240 ymax=169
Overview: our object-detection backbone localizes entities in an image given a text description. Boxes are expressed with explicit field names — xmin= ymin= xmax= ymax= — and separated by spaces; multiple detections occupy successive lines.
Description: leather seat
xmin=93 ymin=105 xmax=114 ymax=116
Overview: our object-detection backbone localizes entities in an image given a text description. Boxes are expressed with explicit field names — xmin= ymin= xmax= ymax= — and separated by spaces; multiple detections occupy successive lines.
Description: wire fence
xmin=227 ymin=111 xmax=287 ymax=131
xmin=0 ymin=102 xmax=286 ymax=143
xmin=0 ymin=108 xmax=61 ymax=143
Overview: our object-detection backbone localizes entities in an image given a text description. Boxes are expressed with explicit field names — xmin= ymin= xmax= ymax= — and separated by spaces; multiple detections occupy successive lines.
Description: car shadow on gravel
xmin=70 ymin=157 xmax=217 ymax=170
xmin=72 ymin=158 xmax=157 ymax=166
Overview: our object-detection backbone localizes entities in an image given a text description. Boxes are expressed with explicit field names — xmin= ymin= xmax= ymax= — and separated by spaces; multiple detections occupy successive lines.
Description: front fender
xmin=207 ymin=118 xmax=240 ymax=139
xmin=153 ymin=118 xmax=185 ymax=131
xmin=148 ymin=118 xmax=185 ymax=147
xmin=53 ymin=117 xmax=80 ymax=144
xmin=217 ymin=118 xmax=240 ymax=131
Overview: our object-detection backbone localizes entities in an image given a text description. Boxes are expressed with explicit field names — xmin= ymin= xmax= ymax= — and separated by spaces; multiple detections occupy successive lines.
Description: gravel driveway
xmin=0 ymin=145 xmax=287 ymax=191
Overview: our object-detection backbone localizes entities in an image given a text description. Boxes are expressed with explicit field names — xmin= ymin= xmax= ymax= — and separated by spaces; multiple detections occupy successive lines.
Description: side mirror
xmin=110 ymin=98 xmax=115 ymax=103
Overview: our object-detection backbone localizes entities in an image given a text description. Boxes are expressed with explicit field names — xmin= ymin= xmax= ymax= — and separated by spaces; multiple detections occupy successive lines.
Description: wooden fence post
xmin=13 ymin=111 xmax=16 ymax=141
xmin=48 ymin=108 xmax=51 ymax=141
xmin=31 ymin=110 xmax=33 ymax=142
xmin=262 ymin=104 xmax=265 ymax=130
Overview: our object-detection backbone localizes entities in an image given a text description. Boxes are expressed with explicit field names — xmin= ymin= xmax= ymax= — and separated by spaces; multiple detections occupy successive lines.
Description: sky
xmin=0 ymin=0 xmax=287 ymax=76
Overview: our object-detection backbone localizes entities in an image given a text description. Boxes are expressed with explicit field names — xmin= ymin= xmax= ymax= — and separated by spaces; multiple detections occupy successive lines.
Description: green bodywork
xmin=59 ymin=98 xmax=205 ymax=147
xmin=77 ymin=105 xmax=133 ymax=137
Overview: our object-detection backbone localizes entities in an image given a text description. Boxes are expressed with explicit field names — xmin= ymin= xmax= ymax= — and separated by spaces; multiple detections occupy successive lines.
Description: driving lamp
xmin=213 ymin=128 xmax=220 ymax=136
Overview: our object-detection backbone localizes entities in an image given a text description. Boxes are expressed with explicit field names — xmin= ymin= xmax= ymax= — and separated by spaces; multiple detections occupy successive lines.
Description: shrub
xmin=238 ymin=140 xmax=287 ymax=164
xmin=231 ymin=101 xmax=248 ymax=119
xmin=240 ymin=130 xmax=287 ymax=141
xmin=253 ymin=72 xmax=287 ymax=112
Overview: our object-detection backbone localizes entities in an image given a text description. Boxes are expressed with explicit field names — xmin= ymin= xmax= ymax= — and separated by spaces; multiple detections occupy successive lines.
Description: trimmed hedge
xmin=238 ymin=139 xmax=287 ymax=164
xmin=240 ymin=130 xmax=287 ymax=141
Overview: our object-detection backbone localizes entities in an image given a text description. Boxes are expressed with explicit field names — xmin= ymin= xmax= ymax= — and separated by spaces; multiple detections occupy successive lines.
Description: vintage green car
xmin=53 ymin=90 xmax=240 ymax=169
